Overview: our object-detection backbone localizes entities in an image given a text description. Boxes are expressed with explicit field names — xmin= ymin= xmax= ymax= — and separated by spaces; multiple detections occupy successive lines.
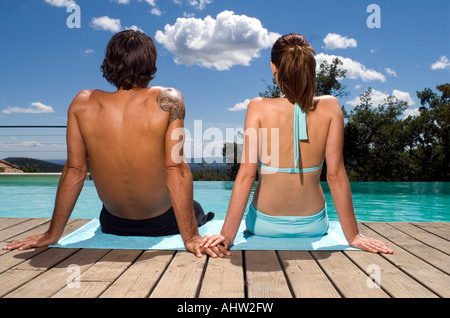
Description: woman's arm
xmin=325 ymin=97 xmax=392 ymax=254
xmin=203 ymin=99 xmax=260 ymax=249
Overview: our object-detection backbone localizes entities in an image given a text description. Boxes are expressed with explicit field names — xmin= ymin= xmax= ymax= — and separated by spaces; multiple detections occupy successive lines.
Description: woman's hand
xmin=184 ymin=235 xmax=231 ymax=258
xmin=200 ymin=234 xmax=232 ymax=256
xmin=350 ymin=234 xmax=393 ymax=254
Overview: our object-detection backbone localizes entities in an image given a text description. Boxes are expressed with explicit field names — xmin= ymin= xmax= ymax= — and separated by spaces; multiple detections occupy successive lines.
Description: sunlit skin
xmin=3 ymin=86 xmax=224 ymax=258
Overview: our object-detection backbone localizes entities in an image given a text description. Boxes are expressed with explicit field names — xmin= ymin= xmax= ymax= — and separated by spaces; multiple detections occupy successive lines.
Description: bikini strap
xmin=294 ymin=103 xmax=308 ymax=167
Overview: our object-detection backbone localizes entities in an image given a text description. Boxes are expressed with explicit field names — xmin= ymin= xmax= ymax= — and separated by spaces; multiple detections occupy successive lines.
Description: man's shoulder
xmin=153 ymin=86 xmax=184 ymax=101
xmin=68 ymin=90 xmax=96 ymax=112
xmin=74 ymin=89 xmax=95 ymax=100
xmin=153 ymin=86 xmax=185 ymax=123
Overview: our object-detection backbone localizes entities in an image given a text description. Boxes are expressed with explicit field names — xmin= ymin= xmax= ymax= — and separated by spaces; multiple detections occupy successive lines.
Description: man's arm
xmin=3 ymin=93 xmax=88 ymax=251
xmin=158 ymin=88 xmax=221 ymax=258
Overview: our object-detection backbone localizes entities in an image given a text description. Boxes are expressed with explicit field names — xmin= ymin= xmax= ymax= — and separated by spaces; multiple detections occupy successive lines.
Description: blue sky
xmin=0 ymin=0 xmax=449 ymax=160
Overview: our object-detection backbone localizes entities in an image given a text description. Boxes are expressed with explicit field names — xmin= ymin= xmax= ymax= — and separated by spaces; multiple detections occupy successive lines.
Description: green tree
xmin=405 ymin=84 xmax=450 ymax=180
xmin=222 ymin=141 xmax=242 ymax=181
xmin=259 ymin=78 xmax=281 ymax=98
xmin=315 ymin=58 xmax=350 ymax=98
xmin=344 ymin=87 xmax=410 ymax=181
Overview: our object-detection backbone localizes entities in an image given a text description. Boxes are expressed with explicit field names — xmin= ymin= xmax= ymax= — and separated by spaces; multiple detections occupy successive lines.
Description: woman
xmin=202 ymin=34 xmax=392 ymax=254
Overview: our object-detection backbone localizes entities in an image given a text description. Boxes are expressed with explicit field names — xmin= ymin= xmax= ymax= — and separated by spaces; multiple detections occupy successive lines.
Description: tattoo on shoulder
xmin=157 ymin=88 xmax=186 ymax=123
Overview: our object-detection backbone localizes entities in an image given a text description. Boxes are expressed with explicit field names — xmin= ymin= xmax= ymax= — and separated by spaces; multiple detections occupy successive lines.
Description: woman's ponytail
xmin=271 ymin=34 xmax=316 ymax=112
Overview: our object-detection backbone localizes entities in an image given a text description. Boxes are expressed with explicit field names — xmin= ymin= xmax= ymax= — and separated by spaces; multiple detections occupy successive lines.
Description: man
xmin=3 ymin=30 xmax=223 ymax=258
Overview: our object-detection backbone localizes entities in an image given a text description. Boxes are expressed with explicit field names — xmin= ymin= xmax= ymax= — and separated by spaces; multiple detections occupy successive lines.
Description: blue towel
xmin=51 ymin=219 xmax=358 ymax=251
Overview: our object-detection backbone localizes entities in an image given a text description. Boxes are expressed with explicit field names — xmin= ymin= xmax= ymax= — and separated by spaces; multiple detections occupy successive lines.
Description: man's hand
xmin=2 ymin=232 xmax=58 ymax=251
xmin=200 ymin=234 xmax=232 ymax=256
xmin=184 ymin=235 xmax=230 ymax=258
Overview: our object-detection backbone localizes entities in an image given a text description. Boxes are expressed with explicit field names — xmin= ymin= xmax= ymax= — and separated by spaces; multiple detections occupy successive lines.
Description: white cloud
xmin=90 ymin=16 xmax=122 ymax=33
xmin=44 ymin=0 xmax=75 ymax=7
xmin=155 ymin=10 xmax=281 ymax=71
xmin=188 ymin=0 xmax=213 ymax=10
xmin=126 ymin=25 xmax=144 ymax=32
xmin=228 ymin=99 xmax=251 ymax=112
xmin=20 ymin=141 xmax=45 ymax=147
xmin=82 ymin=49 xmax=94 ymax=56
xmin=385 ymin=67 xmax=397 ymax=77
xmin=2 ymin=102 xmax=54 ymax=115
xmin=323 ymin=33 xmax=357 ymax=50
xmin=431 ymin=56 xmax=450 ymax=70
xmin=111 ymin=0 xmax=130 ymax=4
xmin=346 ymin=89 xmax=415 ymax=107
xmin=173 ymin=0 xmax=213 ymax=10
xmin=150 ymin=7 xmax=162 ymax=16
xmin=316 ymin=53 xmax=386 ymax=83
xmin=403 ymin=108 xmax=420 ymax=118
xmin=392 ymin=90 xmax=415 ymax=105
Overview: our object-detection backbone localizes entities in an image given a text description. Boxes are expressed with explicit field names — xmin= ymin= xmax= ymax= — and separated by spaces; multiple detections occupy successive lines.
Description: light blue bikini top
xmin=258 ymin=102 xmax=324 ymax=174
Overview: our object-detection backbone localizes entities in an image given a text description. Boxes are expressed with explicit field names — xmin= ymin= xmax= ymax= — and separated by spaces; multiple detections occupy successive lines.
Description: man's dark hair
xmin=101 ymin=30 xmax=157 ymax=90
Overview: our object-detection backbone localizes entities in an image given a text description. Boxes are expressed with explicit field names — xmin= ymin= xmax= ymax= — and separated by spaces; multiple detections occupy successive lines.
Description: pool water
xmin=0 ymin=176 xmax=449 ymax=222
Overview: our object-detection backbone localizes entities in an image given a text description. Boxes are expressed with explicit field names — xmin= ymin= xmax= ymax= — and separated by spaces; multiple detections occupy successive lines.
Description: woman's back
xmin=204 ymin=33 xmax=392 ymax=253
xmin=251 ymin=95 xmax=338 ymax=217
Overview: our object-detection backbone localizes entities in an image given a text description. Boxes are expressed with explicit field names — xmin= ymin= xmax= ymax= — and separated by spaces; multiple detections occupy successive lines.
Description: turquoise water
xmin=0 ymin=175 xmax=449 ymax=222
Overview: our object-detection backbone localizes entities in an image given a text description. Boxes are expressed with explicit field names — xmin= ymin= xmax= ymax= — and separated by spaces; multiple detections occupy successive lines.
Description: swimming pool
xmin=0 ymin=175 xmax=449 ymax=222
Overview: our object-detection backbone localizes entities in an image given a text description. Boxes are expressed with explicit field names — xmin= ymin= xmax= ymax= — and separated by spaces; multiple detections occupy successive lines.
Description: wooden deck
xmin=0 ymin=218 xmax=449 ymax=299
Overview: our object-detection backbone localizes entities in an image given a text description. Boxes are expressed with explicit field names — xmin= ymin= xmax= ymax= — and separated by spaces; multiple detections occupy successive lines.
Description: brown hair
xmin=101 ymin=30 xmax=157 ymax=90
xmin=271 ymin=34 xmax=316 ymax=112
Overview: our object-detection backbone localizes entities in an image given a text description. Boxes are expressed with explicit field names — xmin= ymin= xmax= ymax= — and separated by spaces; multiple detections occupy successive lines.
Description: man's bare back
xmin=2 ymin=30 xmax=223 ymax=258
xmin=73 ymin=87 xmax=176 ymax=220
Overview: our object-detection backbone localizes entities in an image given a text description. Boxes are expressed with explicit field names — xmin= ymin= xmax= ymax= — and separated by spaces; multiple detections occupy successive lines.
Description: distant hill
xmin=1 ymin=157 xmax=230 ymax=174
xmin=3 ymin=157 xmax=64 ymax=173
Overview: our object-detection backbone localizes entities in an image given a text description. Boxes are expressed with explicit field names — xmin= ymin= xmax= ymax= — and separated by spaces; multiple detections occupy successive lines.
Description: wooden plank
xmin=344 ymin=250 xmax=439 ymax=298
xmin=80 ymin=249 xmax=142 ymax=282
xmin=365 ymin=222 xmax=450 ymax=274
xmin=0 ymin=219 xmax=30 ymax=231
xmin=0 ymin=219 xmax=90 ymax=273
xmin=0 ymin=269 xmax=44 ymax=298
xmin=412 ymin=222 xmax=450 ymax=240
xmin=245 ymin=251 xmax=292 ymax=298
xmin=360 ymin=224 xmax=450 ymax=297
xmin=0 ymin=219 xmax=50 ymax=242
xmin=1 ymin=219 xmax=89 ymax=246
xmin=278 ymin=250 xmax=341 ymax=298
xmin=150 ymin=251 xmax=207 ymax=298
xmin=198 ymin=251 xmax=245 ymax=298
xmin=389 ymin=222 xmax=450 ymax=255
xmin=52 ymin=281 xmax=111 ymax=298
xmin=311 ymin=251 xmax=389 ymax=298
xmin=0 ymin=248 xmax=79 ymax=297
xmin=0 ymin=247 xmax=47 ymax=274
xmin=4 ymin=248 xmax=110 ymax=298
xmin=52 ymin=249 xmax=142 ymax=298
xmin=100 ymin=250 xmax=175 ymax=298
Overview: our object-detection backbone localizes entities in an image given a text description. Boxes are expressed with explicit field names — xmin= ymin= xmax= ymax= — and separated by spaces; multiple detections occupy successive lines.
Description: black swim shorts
xmin=99 ymin=200 xmax=214 ymax=237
